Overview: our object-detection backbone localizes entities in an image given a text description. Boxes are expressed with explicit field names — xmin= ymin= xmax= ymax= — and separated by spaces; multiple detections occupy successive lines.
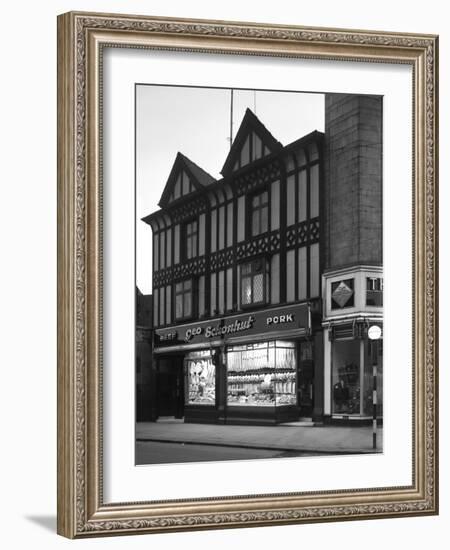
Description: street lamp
xmin=368 ymin=325 xmax=382 ymax=450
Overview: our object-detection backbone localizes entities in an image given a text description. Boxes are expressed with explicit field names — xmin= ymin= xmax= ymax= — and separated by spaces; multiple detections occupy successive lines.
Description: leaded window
xmin=240 ymin=258 xmax=266 ymax=306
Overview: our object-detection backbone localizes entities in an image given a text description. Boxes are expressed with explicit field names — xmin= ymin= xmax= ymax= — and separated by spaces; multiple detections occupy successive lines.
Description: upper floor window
xmin=241 ymin=258 xmax=266 ymax=306
xmin=175 ymin=279 xmax=193 ymax=320
xmin=366 ymin=277 xmax=383 ymax=306
xmin=251 ymin=190 xmax=269 ymax=236
xmin=184 ymin=219 xmax=198 ymax=260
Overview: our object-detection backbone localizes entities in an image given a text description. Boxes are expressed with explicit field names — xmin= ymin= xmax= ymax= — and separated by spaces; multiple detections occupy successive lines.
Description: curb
xmin=136 ymin=437 xmax=380 ymax=455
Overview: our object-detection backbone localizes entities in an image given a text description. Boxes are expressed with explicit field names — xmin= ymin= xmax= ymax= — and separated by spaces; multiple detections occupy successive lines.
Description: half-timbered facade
xmin=143 ymin=109 xmax=324 ymax=424
xmin=142 ymin=96 xmax=383 ymax=425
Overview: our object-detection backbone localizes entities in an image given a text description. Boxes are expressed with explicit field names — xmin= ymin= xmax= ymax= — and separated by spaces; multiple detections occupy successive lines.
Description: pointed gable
xmin=221 ymin=108 xmax=282 ymax=177
xmin=159 ymin=152 xmax=216 ymax=208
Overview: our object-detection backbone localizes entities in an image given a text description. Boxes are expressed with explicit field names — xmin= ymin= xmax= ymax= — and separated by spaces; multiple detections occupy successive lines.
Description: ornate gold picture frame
xmin=57 ymin=11 xmax=438 ymax=538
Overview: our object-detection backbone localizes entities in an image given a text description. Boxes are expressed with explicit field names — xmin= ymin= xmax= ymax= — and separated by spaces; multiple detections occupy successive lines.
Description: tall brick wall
xmin=323 ymin=94 xmax=382 ymax=270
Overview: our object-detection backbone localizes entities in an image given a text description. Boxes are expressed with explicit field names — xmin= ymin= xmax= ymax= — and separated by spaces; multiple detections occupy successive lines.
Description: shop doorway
xmin=156 ymin=356 xmax=184 ymax=419
xmin=298 ymin=341 xmax=314 ymax=417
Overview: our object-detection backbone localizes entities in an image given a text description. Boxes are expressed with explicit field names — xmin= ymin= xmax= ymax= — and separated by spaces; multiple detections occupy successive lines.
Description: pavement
xmin=136 ymin=440 xmax=295 ymax=464
xmin=136 ymin=418 xmax=383 ymax=455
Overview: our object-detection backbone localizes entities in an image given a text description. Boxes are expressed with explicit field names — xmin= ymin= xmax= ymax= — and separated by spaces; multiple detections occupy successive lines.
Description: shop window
xmin=227 ymin=341 xmax=297 ymax=407
xmin=366 ymin=277 xmax=383 ymax=306
xmin=240 ymin=258 xmax=266 ymax=307
xmin=185 ymin=351 xmax=216 ymax=405
xmin=331 ymin=278 xmax=354 ymax=309
xmin=250 ymin=190 xmax=269 ymax=236
xmin=175 ymin=279 xmax=193 ymax=320
xmin=184 ymin=219 xmax=198 ymax=260
xmin=332 ymin=340 xmax=360 ymax=415
xmin=332 ymin=338 xmax=383 ymax=417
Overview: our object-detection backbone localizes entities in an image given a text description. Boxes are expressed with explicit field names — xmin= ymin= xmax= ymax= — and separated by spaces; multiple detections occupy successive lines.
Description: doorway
xmin=298 ymin=341 xmax=314 ymax=417
xmin=156 ymin=355 xmax=185 ymax=419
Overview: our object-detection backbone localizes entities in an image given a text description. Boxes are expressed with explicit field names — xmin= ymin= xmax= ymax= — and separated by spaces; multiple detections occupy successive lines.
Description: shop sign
xmin=155 ymin=304 xmax=309 ymax=348
xmin=185 ymin=316 xmax=255 ymax=342
xmin=332 ymin=280 xmax=354 ymax=308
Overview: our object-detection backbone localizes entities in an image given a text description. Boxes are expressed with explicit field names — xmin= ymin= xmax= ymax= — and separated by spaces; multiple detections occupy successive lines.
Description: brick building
xmin=141 ymin=93 xmax=383 ymax=425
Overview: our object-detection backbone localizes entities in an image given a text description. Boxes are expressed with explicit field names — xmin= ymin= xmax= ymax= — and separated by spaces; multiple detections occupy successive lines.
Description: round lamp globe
xmin=368 ymin=325 xmax=382 ymax=340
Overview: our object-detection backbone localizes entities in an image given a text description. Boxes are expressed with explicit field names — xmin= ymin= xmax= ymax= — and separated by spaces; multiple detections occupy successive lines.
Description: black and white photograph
xmin=135 ymin=85 xmax=383 ymax=465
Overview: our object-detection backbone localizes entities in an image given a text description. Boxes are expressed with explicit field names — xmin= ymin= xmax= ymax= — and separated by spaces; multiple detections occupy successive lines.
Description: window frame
xmin=249 ymin=189 xmax=269 ymax=237
xmin=239 ymin=257 xmax=268 ymax=308
xmin=174 ymin=278 xmax=194 ymax=321
xmin=183 ymin=218 xmax=198 ymax=261
xmin=366 ymin=277 xmax=383 ymax=306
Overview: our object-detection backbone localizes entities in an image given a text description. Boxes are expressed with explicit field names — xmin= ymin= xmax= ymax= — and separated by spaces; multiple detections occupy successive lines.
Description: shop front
xmin=154 ymin=303 xmax=312 ymax=425
xmin=324 ymin=320 xmax=383 ymax=423
xmin=321 ymin=267 xmax=384 ymax=424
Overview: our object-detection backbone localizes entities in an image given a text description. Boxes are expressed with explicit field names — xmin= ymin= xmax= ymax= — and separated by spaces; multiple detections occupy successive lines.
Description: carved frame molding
xmin=57 ymin=11 xmax=438 ymax=538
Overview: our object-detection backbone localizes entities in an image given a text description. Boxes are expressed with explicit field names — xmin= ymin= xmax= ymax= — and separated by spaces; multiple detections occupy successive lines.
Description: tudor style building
xmin=142 ymin=95 xmax=383 ymax=425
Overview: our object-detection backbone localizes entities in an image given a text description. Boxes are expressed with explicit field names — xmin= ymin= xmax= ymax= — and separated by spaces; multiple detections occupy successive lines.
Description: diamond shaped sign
xmin=332 ymin=281 xmax=354 ymax=308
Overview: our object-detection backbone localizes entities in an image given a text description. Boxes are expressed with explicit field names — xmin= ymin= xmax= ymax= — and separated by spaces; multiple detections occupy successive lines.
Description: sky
xmin=136 ymin=85 xmax=324 ymax=294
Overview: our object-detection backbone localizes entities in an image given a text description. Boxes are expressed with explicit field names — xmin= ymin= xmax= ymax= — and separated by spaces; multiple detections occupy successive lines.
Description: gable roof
xmin=220 ymin=108 xmax=282 ymax=177
xmin=158 ymin=152 xmax=216 ymax=208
